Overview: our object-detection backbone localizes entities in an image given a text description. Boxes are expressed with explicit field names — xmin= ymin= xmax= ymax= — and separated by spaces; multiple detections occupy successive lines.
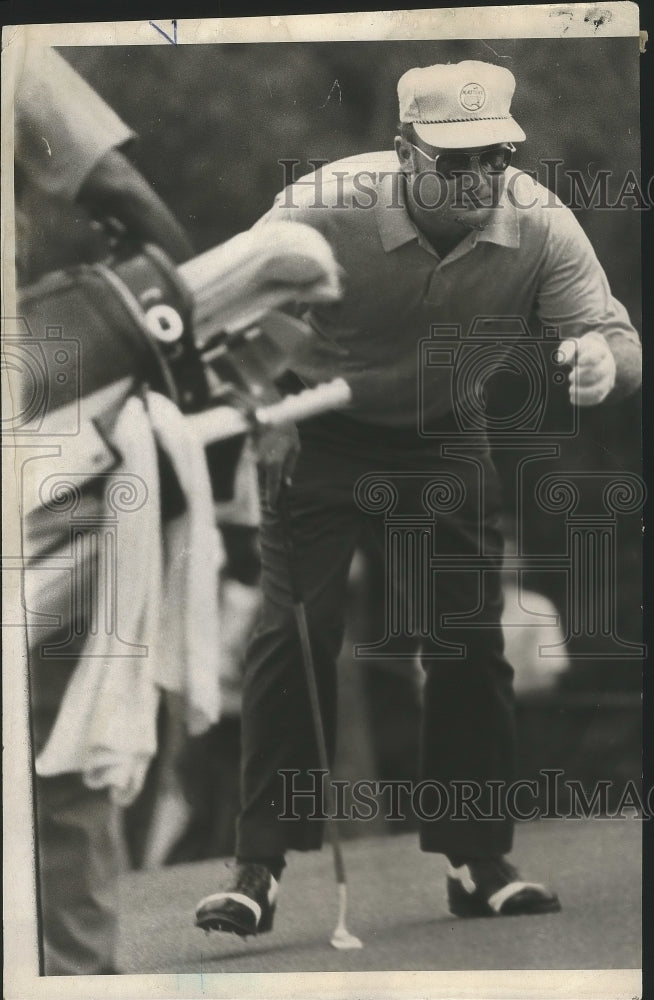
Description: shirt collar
xmin=374 ymin=170 xmax=418 ymax=252
xmin=473 ymin=179 xmax=520 ymax=249
xmin=374 ymin=165 xmax=521 ymax=254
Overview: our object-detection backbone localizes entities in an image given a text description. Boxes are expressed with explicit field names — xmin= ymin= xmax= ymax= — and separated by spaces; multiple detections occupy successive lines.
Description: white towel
xmin=146 ymin=392 xmax=224 ymax=735
xmin=36 ymin=392 xmax=224 ymax=804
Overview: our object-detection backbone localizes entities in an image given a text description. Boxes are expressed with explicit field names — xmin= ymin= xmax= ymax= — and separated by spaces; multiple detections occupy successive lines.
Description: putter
xmin=278 ymin=480 xmax=363 ymax=951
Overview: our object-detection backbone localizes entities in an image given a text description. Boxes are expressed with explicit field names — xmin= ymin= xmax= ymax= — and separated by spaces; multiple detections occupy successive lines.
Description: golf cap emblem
xmin=460 ymin=82 xmax=486 ymax=111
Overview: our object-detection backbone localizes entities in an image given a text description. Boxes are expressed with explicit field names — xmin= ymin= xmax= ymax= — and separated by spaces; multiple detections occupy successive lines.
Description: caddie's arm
xmin=78 ymin=148 xmax=193 ymax=264
xmin=538 ymin=206 xmax=641 ymax=406
xmin=15 ymin=47 xmax=193 ymax=266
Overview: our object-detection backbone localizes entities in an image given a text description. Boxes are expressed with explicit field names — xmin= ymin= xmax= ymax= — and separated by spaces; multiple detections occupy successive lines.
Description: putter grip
xmin=187 ymin=378 xmax=351 ymax=445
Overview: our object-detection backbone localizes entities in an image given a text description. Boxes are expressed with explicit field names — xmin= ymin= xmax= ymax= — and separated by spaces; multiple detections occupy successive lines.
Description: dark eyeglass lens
xmin=436 ymin=146 xmax=513 ymax=179
xmin=479 ymin=147 xmax=513 ymax=171
xmin=435 ymin=154 xmax=470 ymax=179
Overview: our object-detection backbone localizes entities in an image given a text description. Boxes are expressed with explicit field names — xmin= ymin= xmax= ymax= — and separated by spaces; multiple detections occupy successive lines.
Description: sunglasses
xmin=410 ymin=142 xmax=516 ymax=180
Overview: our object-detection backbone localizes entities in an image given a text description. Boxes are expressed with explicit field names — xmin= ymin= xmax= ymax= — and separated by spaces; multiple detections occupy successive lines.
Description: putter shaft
xmin=278 ymin=485 xmax=361 ymax=945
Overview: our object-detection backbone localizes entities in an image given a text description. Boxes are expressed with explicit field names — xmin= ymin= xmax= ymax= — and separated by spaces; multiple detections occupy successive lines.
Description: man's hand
xmin=555 ymin=332 xmax=617 ymax=406
xmin=256 ymin=421 xmax=300 ymax=509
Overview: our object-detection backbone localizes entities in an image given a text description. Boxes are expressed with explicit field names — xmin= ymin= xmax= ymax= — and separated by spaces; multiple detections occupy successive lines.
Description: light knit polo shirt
xmin=256 ymin=151 xmax=639 ymax=428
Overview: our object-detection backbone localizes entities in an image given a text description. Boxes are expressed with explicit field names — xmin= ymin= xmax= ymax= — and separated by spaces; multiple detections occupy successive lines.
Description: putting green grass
xmin=117 ymin=817 xmax=641 ymax=974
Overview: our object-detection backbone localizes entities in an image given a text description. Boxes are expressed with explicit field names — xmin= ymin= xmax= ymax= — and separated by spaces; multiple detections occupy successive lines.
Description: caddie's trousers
xmin=23 ymin=385 xmax=134 ymax=976
xmin=236 ymin=409 xmax=516 ymax=862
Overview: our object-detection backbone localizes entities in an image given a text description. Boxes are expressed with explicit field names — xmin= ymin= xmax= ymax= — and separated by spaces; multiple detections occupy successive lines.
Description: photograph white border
xmin=2 ymin=6 xmax=643 ymax=998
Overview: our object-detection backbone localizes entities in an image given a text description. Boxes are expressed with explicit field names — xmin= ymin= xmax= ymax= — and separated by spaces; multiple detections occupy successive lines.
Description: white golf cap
xmin=397 ymin=60 xmax=526 ymax=149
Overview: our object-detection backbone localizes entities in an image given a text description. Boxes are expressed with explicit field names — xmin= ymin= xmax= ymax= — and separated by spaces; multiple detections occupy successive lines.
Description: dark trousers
xmin=236 ymin=411 xmax=516 ymax=862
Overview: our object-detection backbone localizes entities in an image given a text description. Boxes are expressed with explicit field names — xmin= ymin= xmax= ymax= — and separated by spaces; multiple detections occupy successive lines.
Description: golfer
xmin=195 ymin=61 xmax=641 ymax=935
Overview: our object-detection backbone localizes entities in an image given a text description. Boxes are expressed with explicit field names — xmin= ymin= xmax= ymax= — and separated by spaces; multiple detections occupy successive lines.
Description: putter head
xmin=330 ymin=927 xmax=363 ymax=950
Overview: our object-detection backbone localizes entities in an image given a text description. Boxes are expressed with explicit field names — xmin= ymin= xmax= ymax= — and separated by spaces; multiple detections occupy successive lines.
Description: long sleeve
xmin=537 ymin=204 xmax=641 ymax=400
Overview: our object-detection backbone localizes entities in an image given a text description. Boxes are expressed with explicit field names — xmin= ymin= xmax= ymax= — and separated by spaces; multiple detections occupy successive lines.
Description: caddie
xmin=14 ymin=45 xmax=192 ymax=976
xmin=195 ymin=60 xmax=642 ymax=934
